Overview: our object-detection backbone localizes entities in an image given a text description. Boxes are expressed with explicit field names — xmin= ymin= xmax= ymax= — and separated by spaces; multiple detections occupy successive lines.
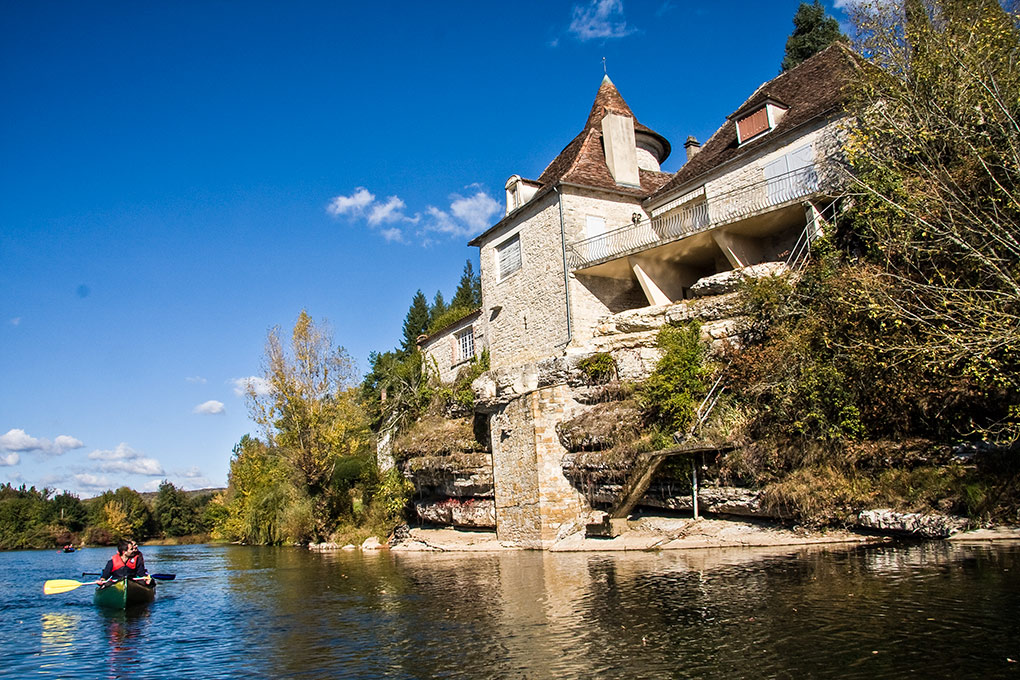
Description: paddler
xmin=100 ymin=540 xmax=152 ymax=584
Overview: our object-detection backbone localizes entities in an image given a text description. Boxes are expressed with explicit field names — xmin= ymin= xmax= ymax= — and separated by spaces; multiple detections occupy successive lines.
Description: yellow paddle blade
xmin=43 ymin=579 xmax=88 ymax=595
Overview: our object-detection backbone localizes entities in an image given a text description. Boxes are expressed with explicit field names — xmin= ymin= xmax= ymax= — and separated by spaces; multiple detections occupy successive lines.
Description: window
xmin=764 ymin=144 xmax=816 ymax=202
xmin=457 ymin=328 xmax=475 ymax=361
xmin=735 ymin=102 xmax=788 ymax=144
xmin=496 ymin=234 xmax=521 ymax=280
xmin=736 ymin=107 xmax=770 ymax=142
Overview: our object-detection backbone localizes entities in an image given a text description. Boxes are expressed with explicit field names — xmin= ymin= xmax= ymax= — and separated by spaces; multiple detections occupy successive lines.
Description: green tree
xmin=400 ymin=291 xmax=430 ymax=356
xmin=450 ymin=259 xmax=482 ymax=309
xmin=841 ymin=0 xmax=1020 ymax=437
xmin=220 ymin=435 xmax=300 ymax=544
xmin=782 ymin=1 xmax=844 ymax=71
xmin=247 ymin=311 xmax=371 ymax=539
xmin=153 ymin=480 xmax=198 ymax=537
xmin=429 ymin=290 xmax=448 ymax=328
xmin=87 ymin=487 xmax=153 ymax=540
xmin=51 ymin=492 xmax=87 ymax=532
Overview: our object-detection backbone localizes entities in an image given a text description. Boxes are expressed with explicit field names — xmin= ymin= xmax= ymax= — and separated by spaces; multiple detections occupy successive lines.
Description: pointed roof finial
xmin=602 ymin=56 xmax=607 ymax=75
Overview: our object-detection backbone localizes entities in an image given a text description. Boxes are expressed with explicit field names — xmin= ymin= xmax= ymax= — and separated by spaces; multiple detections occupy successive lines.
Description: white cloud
xmin=327 ymin=186 xmax=421 ymax=242
xmin=175 ymin=467 xmax=214 ymax=490
xmin=193 ymin=400 xmax=226 ymax=415
xmin=330 ymin=184 xmax=498 ymax=243
xmin=181 ymin=466 xmax=205 ymax=479
xmin=10 ymin=317 xmax=21 ymax=326
xmin=368 ymin=195 xmax=416 ymax=226
xmin=424 ymin=190 xmax=501 ymax=238
xmin=569 ymin=0 xmax=635 ymax=41
xmin=0 ymin=429 xmax=84 ymax=456
xmin=379 ymin=227 xmax=405 ymax=242
xmin=0 ymin=452 xmax=19 ymax=466
xmin=54 ymin=435 xmax=84 ymax=451
xmin=451 ymin=191 xmax=501 ymax=232
xmin=88 ymin=443 xmax=165 ymax=476
xmin=186 ymin=376 xmax=207 ymax=384
xmin=327 ymin=187 xmax=375 ymax=217
xmin=88 ymin=443 xmax=138 ymax=462
xmin=102 ymin=458 xmax=165 ymax=476
xmin=232 ymin=376 xmax=272 ymax=397
xmin=74 ymin=473 xmax=115 ymax=492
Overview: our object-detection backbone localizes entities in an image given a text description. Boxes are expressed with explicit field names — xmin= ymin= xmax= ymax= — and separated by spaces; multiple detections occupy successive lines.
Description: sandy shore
xmin=388 ymin=515 xmax=1020 ymax=553
xmin=390 ymin=516 xmax=884 ymax=552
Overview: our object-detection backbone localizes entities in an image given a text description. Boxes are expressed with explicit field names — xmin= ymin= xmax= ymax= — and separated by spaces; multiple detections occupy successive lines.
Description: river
xmin=2 ymin=540 xmax=1017 ymax=678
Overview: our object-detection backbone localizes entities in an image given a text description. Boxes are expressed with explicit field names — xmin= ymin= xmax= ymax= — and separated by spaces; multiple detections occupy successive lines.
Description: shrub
xmin=577 ymin=353 xmax=617 ymax=385
xmin=639 ymin=322 xmax=711 ymax=437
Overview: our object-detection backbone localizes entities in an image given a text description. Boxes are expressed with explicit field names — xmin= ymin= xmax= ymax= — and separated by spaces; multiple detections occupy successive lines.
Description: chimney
xmin=601 ymin=112 xmax=640 ymax=187
xmin=684 ymin=136 xmax=701 ymax=162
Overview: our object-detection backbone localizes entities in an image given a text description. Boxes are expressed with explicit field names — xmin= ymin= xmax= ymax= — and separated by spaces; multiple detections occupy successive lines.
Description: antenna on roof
xmin=602 ymin=56 xmax=607 ymax=75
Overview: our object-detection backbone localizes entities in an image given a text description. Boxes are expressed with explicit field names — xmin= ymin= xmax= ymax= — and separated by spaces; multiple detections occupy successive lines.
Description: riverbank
xmin=388 ymin=516 xmax=876 ymax=552
xmin=384 ymin=515 xmax=1020 ymax=553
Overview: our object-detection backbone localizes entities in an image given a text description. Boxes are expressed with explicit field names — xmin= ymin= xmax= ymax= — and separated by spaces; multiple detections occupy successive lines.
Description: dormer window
xmin=735 ymin=101 xmax=788 ymax=145
xmin=504 ymin=175 xmax=540 ymax=215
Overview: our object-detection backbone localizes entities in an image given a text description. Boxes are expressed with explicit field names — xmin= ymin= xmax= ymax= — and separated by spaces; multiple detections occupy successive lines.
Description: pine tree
xmin=429 ymin=290 xmax=448 ymax=327
xmin=450 ymin=259 xmax=482 ymax=309
xmin=400 ymin=290 xmax=430 ymax=355
xmin=781 ymin=1 xmax=843 ymax=72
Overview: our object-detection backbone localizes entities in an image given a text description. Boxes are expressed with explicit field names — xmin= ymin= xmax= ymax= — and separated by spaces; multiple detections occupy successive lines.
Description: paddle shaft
xmin=83 ymin=572 xmax=175 ymax=580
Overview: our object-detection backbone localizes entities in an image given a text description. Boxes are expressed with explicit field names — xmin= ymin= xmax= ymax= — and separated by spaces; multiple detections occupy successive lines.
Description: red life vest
xmin=111 ymin=553 xmax=139 ymax=572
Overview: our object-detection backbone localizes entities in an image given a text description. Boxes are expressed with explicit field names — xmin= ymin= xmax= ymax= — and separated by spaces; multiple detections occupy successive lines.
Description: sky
xmin=1 ymin=0 xmax=857 ymax=497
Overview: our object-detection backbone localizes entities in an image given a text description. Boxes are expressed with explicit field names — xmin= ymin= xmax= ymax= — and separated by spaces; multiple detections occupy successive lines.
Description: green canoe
xmin=93 ymin=578 xmax=156 ymax=609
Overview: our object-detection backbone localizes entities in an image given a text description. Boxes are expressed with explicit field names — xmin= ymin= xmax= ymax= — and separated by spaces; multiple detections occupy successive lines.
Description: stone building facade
xmin=406 ymin=46 xmax=861 ymax=547
xmin=418 ymin=309 xmax=483 ymax=384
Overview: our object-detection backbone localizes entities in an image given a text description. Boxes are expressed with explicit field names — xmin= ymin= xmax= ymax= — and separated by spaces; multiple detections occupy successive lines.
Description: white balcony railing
xmin=566 ymin=165 xmax=820 ymax=270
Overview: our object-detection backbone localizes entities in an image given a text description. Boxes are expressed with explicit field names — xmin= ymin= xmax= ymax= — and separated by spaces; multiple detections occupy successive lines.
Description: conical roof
xmin=536 ymin=75 xmax=671 ymax=192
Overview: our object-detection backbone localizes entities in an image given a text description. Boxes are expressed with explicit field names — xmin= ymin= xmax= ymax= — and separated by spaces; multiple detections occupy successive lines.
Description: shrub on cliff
xmin=639 ymin=321 xmax=712 ymax=440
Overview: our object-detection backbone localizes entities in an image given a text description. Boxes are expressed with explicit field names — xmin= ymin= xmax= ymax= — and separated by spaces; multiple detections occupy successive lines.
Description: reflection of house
xmin=470 ymin=44 xmax=857 ymax=373
xmin=417 ymin=309 xmax=483 ymax=384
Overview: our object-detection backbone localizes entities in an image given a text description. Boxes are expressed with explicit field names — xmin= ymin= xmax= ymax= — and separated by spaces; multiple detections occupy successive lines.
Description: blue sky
xmin=1 ymin=1 xmax=854 ymax=497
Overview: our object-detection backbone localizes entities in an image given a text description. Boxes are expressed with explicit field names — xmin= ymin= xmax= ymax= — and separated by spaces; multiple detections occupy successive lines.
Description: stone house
xmin=470 ymin=44 xmax=858 ymax=375
xmin=468 ymin=75 xmax=674 ymax=372
xmin=417 ymin=308 xmax=483 ymax=384
xmin=401 ymin=46 xmax=861 ymax=546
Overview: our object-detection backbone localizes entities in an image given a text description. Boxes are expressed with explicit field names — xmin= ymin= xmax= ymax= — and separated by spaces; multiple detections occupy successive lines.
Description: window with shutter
xmin=496 ymin=234 xmax=521 ymax=281
xmin=457 ymin=328 xmax=475 ymax=361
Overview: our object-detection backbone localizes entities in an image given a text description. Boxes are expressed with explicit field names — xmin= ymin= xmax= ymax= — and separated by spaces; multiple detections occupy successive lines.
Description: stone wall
xmin=489 ymin=392 xmax=543 ymax=547
xmin=478 ymin=193 xmax=569 ymax=372
xmin=419 ymin=312 xmax=483 ymax=384
xmin=562 ymin=187 xmax=650 ymax=348
xmin=488 ymin=385 xmax=588 ymax=548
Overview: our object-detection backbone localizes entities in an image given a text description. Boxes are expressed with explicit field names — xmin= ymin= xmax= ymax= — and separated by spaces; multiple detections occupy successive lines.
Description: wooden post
xmin=691 ymin=458 xmax=699 ymax=519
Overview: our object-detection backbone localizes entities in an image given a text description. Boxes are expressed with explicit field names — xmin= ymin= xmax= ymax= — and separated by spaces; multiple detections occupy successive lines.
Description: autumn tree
xmin=840 ymin=0 xmax=1020 ymax=437
xmin=247 ymin=310 xmax=371 ymax=538
xmin=782 ymin=0 xmax=844 ymax=71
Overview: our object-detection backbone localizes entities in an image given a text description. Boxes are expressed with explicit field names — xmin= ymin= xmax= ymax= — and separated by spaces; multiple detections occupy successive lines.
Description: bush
xmin=577 ymin=353 xmax=617 ymax=385
xmin=639 ymin=322 xmax=711 ymax=437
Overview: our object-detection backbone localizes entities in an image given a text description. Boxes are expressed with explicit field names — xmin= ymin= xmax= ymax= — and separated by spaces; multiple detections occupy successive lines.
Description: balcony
xmin=566 ymin=165 xmax=820 ymax=270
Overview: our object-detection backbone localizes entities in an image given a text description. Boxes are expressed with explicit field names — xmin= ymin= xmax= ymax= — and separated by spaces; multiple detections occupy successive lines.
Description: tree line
xmin=0 ymin=481 xmax=219 ymax=550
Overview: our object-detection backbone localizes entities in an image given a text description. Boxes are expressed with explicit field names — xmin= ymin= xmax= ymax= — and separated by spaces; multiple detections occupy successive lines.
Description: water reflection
xmin=4 ymin=542 xmax=1017 ymax=678
xmin=101 ymin=607 xmax=151 ymax=679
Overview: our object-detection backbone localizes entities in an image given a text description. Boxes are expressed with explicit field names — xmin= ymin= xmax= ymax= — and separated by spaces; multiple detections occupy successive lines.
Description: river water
xmin=2 ymin=540 xmax=1017 ymax=678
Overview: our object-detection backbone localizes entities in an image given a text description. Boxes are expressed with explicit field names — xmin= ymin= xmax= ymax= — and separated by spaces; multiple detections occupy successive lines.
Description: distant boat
xmin=94 ymin=578 xmax=156 ymax=609
xmin=61 ymin=545 xmax=75 ymax=553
